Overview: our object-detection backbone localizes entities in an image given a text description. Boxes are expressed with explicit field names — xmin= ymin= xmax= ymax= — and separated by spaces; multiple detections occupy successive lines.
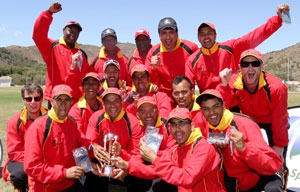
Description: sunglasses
xmin=240 ymin=60 xmax=261 ymax=68
xmin=105 ymin=59 xmax=119 ymax=66
xmin=23 ymin=96 xmax=42 ymax=102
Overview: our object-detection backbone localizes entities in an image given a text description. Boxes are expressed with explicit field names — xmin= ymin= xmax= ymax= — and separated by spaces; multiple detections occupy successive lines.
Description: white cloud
xmin=13 ymin=31 xmax=23 ymax=37
xmin=0 ymin=26 xmax=6 ymax=32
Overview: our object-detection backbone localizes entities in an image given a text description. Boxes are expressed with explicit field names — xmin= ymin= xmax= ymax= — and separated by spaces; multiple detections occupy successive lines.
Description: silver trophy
xmin=99 ymin=133 xmax=118 ymax=177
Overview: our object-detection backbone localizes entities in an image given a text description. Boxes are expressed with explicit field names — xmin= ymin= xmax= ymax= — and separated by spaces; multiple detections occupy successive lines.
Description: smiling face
xmin=137 ymin=103 xmax=159 ymax=127
xmin=172 ymin=79 xmax=194 ymax=109
xmin=63 ymin=25 xmax=80 ymax=48
xmin=82 ymin=77 xmax=100 ymax=100
xmin=200 ymin=98 xmax=224 ymax=127
xmin=240 ymin=56 xmax=263 ymax=92
xmin=104 ymin=65 xmax=120 ymax=87
xmin=170 ymin=118 xmax=193 ymax=146
xmin=159 ymin=29 xmax=178 ymax=51
xmin=23 ymin=90 xmax=43 ymax=116
xmin=132 ymin=71 xmax=150 ymax=96
xmin=198 ymin=27 xmax=216 ymax=49
xmin=103 ymin=94 xmax=123 ymax=121
xmin=51 ymin=95 xmax=73 ymax=120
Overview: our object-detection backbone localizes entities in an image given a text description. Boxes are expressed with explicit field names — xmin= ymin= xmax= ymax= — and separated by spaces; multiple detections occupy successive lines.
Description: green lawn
xmin=0 ymin=86 xmax=299 ymax=191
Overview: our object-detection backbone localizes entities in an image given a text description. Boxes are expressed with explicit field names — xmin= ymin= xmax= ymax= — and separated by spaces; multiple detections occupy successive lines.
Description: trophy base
xmin=99 ymin=165 xmax=115 ymax=177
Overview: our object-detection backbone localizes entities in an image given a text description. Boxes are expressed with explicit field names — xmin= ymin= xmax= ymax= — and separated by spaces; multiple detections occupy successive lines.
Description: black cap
xmin=101 ymin=28 xmax=117 ymax=40
xmin=158 ymin=17 xmax=177 ymax=33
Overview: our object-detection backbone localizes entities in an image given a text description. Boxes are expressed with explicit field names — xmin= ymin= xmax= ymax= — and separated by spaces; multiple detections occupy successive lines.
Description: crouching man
xmin=24 ymin=84 xmax=89 ymax=192
xmin=139 ymin=107 xmax=226 ymax=192
xmin=196 ymin=89 xmax=284 ymax=192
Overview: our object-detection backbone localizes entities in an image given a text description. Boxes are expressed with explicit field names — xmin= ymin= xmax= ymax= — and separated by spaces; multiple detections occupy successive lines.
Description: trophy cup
xmin=99 ymin=133 xmax=118 ymax=177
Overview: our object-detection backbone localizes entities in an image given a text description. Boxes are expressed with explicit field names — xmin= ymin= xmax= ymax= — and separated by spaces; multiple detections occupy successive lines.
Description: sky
xmin=0 ymin=0 xmax=298 ymax=54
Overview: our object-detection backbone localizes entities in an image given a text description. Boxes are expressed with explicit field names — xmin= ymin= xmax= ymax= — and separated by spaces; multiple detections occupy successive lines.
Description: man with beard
xmin=33 ymin=2 xmax=92 ymax=106
xmin=185 ymin=4 xmax=290 ymax=93
xmin=2 ymin=83 xmax=47 ymax=192
xmin=127 ymin=29 xmax=152 ymax=72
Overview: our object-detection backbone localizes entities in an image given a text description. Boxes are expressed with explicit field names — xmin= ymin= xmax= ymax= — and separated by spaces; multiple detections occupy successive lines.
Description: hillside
xmin=1 ymin=42 xmax=300 ymax=84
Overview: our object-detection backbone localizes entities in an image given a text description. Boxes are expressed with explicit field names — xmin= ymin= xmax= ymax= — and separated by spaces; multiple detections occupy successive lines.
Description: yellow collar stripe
xmin=185 ymin=127 xmax=202 ymax=146
xmin=59 ymin=37 xmax=80 ymax=49
xmin=201 ymin=42 xmax=218 ymax=55
xmin=20 ymin=107 xmax=47 ymax=124
xmin=48 ymin=108 xmax=68 ymax=123
xmin=160 ymin=38 xmax=182 ymax=52
xmin=233 ymin=72 xmax=266 ymax=90
xmin=209 ymin=109 xmax=233 ymax=131
xmin=104 ymin=108 xmax=125 ymax=122
xmin=99 ymin=47 xmax=123 ymax=59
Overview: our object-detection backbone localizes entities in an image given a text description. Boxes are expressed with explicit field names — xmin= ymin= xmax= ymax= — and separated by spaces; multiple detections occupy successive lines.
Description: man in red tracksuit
xmin=145 ymin=17 xmax=198 ymax=98
xmin=24 ymin=84 xmax=89 ymax=192
xmin=127 ymin=29 xmax=152 ymax=72
xmin=85 ymin=88 xmax=149 ymax=192
xmin=140 ymin=107 xmax=226 ymax=192
xmin=219 ymin=49 xmax=289 ymax=190
xmin=172 ymin=76 xmax=208 ymax=137
xmin=69 ymin=72 xmax=103 ymax=136
xmin=33 ymin=2 xmax=92 ymax=105
xmin=185 ymin=4 xmax=290 ymax=93
xmin=196 ymin=89 xmax=283 ymax=191
xmin=113 ymin=96 xmax=177 ymax=192
xmin=2 ymin=84 xmax=47 ymax=192
xmin=90 ymin=28 xmax=130 ymax=84
xmin=125 ymin=64 xmax=172 ymax=119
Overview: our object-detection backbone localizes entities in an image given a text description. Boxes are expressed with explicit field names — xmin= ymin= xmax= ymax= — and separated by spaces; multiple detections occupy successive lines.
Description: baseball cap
xmin=240 ymin=49 xmax=263 ymax=63
xmin=52 ymin=84 xmax=73 ymax=99
xmin=158 ymin=17 xmax=177 ymax=33
xmin=101 ymin=88 xmax=122 ymax=99
xmin=135 ymin=29 xmax=150 ymax=39
xmin=196 ymin=89 xmax=223 ymax=106
xmin=64 ymin=20 xmax=82 ymax=31
xmin=130 ymin=64 xmax=149 ymax=77
xmin=167 ymin=107 xmax=192 ymax=123
xmin=101 ymin=28 xmax=117 ymax=40
xmin=137 ymin=96 xmax=157 ymax=109
xmin=198 ymin=22 xmax=216 ymax=33
xmin=82 ymin=72 xmax=100 ymax=82
xmin=103 ymin=59 xmax=121 ymax=72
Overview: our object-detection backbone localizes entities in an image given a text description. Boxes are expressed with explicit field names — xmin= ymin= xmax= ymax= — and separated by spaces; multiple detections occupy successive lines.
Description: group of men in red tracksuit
xmin=2 ymin=1 xmax=291 ymax=192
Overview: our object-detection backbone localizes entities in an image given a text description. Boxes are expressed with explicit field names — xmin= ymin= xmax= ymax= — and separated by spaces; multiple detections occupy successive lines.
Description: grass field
xmin=0 ymin=86 xmax=299 ymax=191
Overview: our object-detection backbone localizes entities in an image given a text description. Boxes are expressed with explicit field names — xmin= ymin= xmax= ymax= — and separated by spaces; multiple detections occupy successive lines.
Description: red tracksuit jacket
xmin=209 ymin=112 xmax=283 ymax=191
xmin=222 ymin=71 xmax=289 ymax=148
xmin=90 ymin=47 xmax=130 ymax=84
xmin=185 ymin=15 xmax=283 ymax=93
xmin=24 ymin=113 xmax=89 ymax=192
xmin=85 ymin=109 xmax=143 ymax=161
xmin=145 ymin=38 xmax=198 ymax=97
xmin=127 ymin=47 xmax=152 ymax=73
xmin=151 ymin=134 xmax=226 ymax=192
xmin=32 ymin=10 xmax=92 ymax=102
xmin=125 ymin=85 xmax=172 ymax=119
xmin=69 ymin=95 xmax=103 ymax=136
xmin=126 ymin=116 xmax=176 ymax=179
xmin=2 ymin=107 xmax=47 ymax=181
